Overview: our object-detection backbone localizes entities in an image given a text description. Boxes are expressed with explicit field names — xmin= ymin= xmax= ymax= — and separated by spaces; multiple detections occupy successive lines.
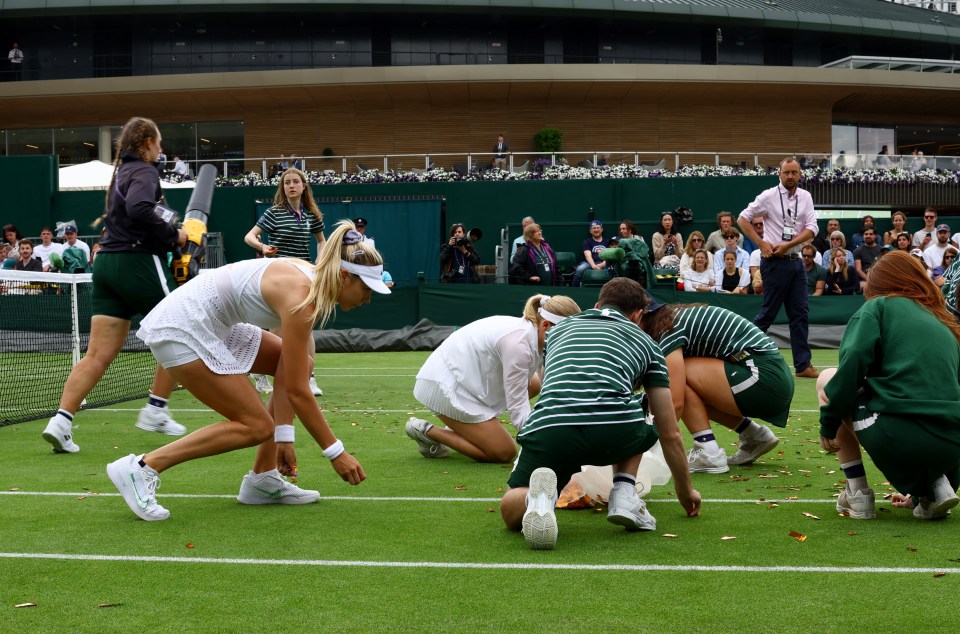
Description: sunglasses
xmin=947 ymin=255 xmax=956 ymax=260
xmin=691 ymin=238 xmax=703 ymax=242
xmin=925 ymin=216 xmax=936 ymax=220
xmin=801 ymin=254 xmax=814 ymax=259
xmin=753 ymin=223 xmax=764 ymax=227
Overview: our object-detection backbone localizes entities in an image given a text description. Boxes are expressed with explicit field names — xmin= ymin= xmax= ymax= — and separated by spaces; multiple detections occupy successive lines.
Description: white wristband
xmin=274 ymin=424 xmax=295 ymax=443
xmin=322 ymin=439 xmax=345 ymax=460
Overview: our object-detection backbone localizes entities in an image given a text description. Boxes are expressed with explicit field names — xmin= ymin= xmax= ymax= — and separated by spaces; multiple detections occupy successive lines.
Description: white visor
xmin=341 ymin=260 xmax=391 ymax=294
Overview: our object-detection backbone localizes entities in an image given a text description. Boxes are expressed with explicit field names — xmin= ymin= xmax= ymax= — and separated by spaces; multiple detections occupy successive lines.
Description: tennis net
xmin=0 ymin=270 xmax=157 ymax=427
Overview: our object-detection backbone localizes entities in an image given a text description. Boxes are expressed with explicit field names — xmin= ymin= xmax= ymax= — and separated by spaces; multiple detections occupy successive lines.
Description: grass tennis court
xmin=2 ymin=349 xmax=958 ymax=632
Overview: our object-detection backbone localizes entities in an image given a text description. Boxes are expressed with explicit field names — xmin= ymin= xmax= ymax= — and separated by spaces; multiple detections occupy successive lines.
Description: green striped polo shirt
xmin=256 ymin=204 xmax=325 ymax=260
xmin=657 ymin=304 xmax=779 ymax=359
xmin=519 ymin=306 xmax=670 ymax=437
xmin=942 ymin=257 xmax=960 ymax=319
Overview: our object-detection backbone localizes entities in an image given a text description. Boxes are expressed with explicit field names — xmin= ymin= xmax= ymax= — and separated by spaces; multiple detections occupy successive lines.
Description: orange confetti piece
xmin=185 ymin=543 xmax=195 ymax=549
xmin=934 ymin=572 xmax=947 ymax=578
xmin=454 ymin=485 xmax=466 ymax=490
xmin=98 ymin=603 xmax=121 ymax=608
xmin=8 ymin=487 xmax=18 ymax=491
xmin=767 ymin=504 xmax=779 ymax=509
xmin=907 ymin=547 xmax=918 ymax=552
xmin=15 ymin=603 xmax=37 ymax=608
xmin=802 ymin=512 xmax=821 ymax=520
xmin=495 ymin=487 xmax=503 ymax=493
xmin=848 ymin=531 xmax=858 ymax=536
xmin=485 ymin=507 xmax=495 ymax=513
xmin=721 ymin=536 xmax=737 ymax=541
xmin=784 ymin=496 xmax=800 ymax=500
xmin=757 ymin=474 xmax=778 ymax=479
xmin=789 ymin=531 xmax=807 ymax=541
xmin=662 ymin=534 xmax=679 ymax=538
xmin=77 ymin=496 xmax=86 ymax=500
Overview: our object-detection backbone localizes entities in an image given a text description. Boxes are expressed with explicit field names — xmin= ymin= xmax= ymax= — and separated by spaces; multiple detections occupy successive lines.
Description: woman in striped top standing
xmin=641 ymin=302 xmax=794 ymax=475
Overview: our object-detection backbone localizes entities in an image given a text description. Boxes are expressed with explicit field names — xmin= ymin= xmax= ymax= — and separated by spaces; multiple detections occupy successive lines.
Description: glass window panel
xmin=157 ymin=122 xmax=196 ymax=167
xmin=197 ymin=121 xmax=244 ymax=177
xmin=7 ymin=128 xmax=53 ymax=156
xmin=55 ymin=126 xmax=100 ymax=165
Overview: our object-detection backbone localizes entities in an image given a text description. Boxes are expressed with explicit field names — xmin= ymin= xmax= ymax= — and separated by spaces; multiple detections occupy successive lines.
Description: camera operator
xmin=440 ymin=223 xmax=480 ymax=283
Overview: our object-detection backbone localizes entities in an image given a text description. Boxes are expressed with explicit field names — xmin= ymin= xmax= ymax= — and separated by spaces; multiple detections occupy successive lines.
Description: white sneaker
xmin=106 ymin=454 xmax=170 ymax=521
xmin=135 ymin=405 xmax=186 ymax=436
xmin=913 ymin=476 xmax=959 ymax=520
xmin=728 ymin=425 xmax=780 ymax=465
xmin=237 ymin=470 xmax=320 ymax=505
xmin=252 ymin=374 xmax=273 ymax=394
xmin=688 ymin=442 xmax=729 ymax=474
xmin=836 ymin=488 xmax=876 ymax=519
xmin=42 ymin=414 xmax=79 ymax=453
xmin=404 ymin=417 xmax=450 ymax=458
xmin=607 ymin=484 xmax=657 ymax=531
xmin=309 ymin=376 xmax=323 ymax=396
xmin=522 ymin=467 xmax=559 ymax=550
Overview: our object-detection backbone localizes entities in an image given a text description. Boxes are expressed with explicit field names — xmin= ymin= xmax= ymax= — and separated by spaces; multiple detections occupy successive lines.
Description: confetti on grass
xmin=721 ymin=536 xmax=737 ymax=541
xmin=789 ymin=531 xmax=807 ymax=542
xmin=934 ymin=572 xmax=947 ymax=578
xmin=662 ymin=534 xmax=679 ymax=538
xmin=802 ymin=512 xmax=821 ymax=520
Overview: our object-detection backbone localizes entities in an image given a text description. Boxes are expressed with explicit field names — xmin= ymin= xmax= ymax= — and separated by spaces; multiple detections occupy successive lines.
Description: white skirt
xmin=137 ymin=272 xmax=263 ymax=375
xmin=413 ymin=372 xmax=499 ymax=424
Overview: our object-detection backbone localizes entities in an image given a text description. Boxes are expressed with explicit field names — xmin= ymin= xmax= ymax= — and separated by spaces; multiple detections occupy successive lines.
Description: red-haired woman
xmin=818 ymin=250 xmax=960 ymax=520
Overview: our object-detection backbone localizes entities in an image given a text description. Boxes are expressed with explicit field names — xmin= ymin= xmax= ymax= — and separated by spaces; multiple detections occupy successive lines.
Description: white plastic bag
xmin=571 ymin=441 xmax=672 ymax=499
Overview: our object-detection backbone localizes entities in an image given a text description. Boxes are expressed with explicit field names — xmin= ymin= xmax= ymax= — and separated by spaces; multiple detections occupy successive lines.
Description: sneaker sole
xmin=928 ymin=495 xmax=960 ymax=519
xmin=105 ymin=460 xmax=169 ymax=521
xmin=135 ymin=421 xmax=186 ymax=436
xmin=523 ymin=468 xmax=558 ymax=550
xmin=727 ymin=437 xmax=780 ymax=466
xmin=237 ymin=489 xmax=321 ymax=505
xmin=607 ymin=510 xmax=657 ymax=532
xmin=689 ymin=464 xmax=730 ymax=474
xmin=836 ymin=502 xmax=876 ymax=520
xmin=42 ymin=430 xmax=79 ymax=454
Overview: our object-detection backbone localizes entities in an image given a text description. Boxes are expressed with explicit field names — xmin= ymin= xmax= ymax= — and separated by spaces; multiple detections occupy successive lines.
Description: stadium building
xmin=3 ymin=0 xmax=960 ymax=169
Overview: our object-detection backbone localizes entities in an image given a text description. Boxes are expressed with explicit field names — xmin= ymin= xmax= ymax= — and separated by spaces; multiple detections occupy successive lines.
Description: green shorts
xmin=851 ymin=394 xmax=960 ymax=499
xmin=727 ymin=352 xmax=794 ymax=427
xmin=91 ymin=252 xmax=177 ymax=320
xmin=507 ymin=422 xmax=659 ymax=491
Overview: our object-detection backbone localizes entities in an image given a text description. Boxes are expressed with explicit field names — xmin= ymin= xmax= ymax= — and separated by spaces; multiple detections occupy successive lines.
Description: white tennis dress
xmin=137 ymin=258 xmax=314 ymax=374
xmin=414 ymin=316 xmax=540 ymax=428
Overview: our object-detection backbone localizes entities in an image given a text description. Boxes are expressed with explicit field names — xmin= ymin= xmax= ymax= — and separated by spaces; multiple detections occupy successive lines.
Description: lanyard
xmin=778 ymin=188 xmax=797 ymax=224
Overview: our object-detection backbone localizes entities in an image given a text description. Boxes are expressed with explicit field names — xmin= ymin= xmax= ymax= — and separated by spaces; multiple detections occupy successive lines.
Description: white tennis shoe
xmin=237 ymin=470 xmax=320 ymax=505
xmin=405 ymin=417 xmax=450 ymax=458
xmin=522 ymin=468 xmax=559 ymax=550
xmin=135 ymin=405 xmax=186 ymax=436
xmin=42 ymin=414 xmax=79 ymax=453
xmin=106 ymin=454 xmax=169 ymax=521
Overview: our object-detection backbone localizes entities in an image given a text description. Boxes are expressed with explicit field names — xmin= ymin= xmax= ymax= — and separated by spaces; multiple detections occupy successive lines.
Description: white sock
xmin=739 ymin=421 xmax=761 ymax=436
xmin=932 ymin=475 xmax=957 ymax=502
xmin=248 ymin=469 xmax=279 ymax=481
xmin=692 ymin=430 xmax=720 ymax=453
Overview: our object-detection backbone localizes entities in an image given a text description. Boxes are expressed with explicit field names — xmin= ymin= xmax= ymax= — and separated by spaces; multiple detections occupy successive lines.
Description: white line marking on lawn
xmin=0 ymin=552 xmax=951 ymax=574
xmin=0 ymin=491 xmax=851 ymax=504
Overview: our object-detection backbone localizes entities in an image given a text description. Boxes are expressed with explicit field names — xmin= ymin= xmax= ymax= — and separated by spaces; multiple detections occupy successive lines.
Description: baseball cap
xmin=643 ymin=291 xmax=664 ymax=313
xmin=64 ymin=225 xmax=78 ymax=234
xmin=589 ymin=220 xmax=603 ymax=228
xmin=910 ymin=248 xmax=924 ymax=258
xmin=937 ymin=223 xmax=950 ymax=232
xmin=353 ymin=217 xmax=368 ymax=228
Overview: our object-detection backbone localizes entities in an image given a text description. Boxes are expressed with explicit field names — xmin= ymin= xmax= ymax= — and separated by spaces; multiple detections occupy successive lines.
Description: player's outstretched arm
xmin=647 ymin=386 xmax=701 ymax=517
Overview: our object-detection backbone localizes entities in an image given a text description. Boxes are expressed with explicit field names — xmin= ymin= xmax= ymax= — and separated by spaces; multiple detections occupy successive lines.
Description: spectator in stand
xmin=895 ymin=232 xmax=912 ymax=254
xmin=62 ymin=225 xmax=91 ymax=264
xmin=850 ymin=215 xmax=875 ymax=250
xmin=910 ymin=148 xmax=928 ymax=173
xmin=0 ymin=243 xmax=11 ymax=265
xmin=352 ymin=217 xmax=375 ymax=251
xmin=813 ymin=218 xmax=840 ymax=256
xmin=32 ymin=226 xmax=64 ymax=272
xmin=933 ymin=248 xmax=958 ymax=286
xmin=825 ymin=248 xmax=858 ymax=295
xmin=13 ymin=239 xmax=42 ymax=272
xmin=883 ymin=211 xmax=908 ymax=246
xmin=616 ymin=220 xmax=650 ymax=284
xmin=171 ymin=156 xmax=188 ymax=177
xmin=704 ymin=212 xmax=743 ymax=253
xmin=913 ymin=208 xmax=938 ymax=249
xmin=510 ymin=223 xmax=558 ymax=286
xmin=853 ymin=226 xmax=881 ymax=291
xmin=511 ymin=216 xmax=535 ymax=257
xmin=679 ymin=231 xmax=712 ymax=276
xmin=715 ymin=251 xmax=750 ymax=294
xmin=155 ymin=151 xmax=167 ymax=176
xmin=680 ymin=249 xmax=714 ymax=293
xmin=652 ymin=211 xmax=683 ymax=269
xmin=802 ymin=244 xmax=826 ymax=296
xmin=440 ymin=223 xmax=480 ymax=284
xmin=826 ymin=231 xmax=854 ymax=267
xmin=8 ymin=42 xmax=24 ymax=80
xmin=923 ymin=224 xmax=952 ymax=271
xmin=571 ymin=220 xmax=610 ymax=287
xmin=876 ymin=145 xmax=893 ymax=168
xmin=712 ymin=228 xmax=749 ymax=277
xmin=742 ymin=218 xmax=765 ymax=254
xmin=491 ymin=134 xmax=510 ymax=170
xmin=2 ymin=224 xmax=23 ymax=252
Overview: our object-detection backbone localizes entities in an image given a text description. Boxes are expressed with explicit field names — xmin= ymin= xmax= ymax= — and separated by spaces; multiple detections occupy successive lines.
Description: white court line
xmin=0 ymin=552 xmax=950 ymax=574
xmin=0 ymin=491 xmax=849 ymax=504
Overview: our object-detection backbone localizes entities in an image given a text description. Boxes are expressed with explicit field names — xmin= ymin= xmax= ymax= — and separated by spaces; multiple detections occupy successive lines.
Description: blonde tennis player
xmin=107 ymin=220 xmax=389 ymax=521
xmin=405 ymin=294 xmax=581 ymax=463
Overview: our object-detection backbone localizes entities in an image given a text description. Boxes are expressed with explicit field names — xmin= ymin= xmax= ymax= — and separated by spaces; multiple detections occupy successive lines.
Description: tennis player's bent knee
xmin=816 ymin=368 xmax=836 ymax=405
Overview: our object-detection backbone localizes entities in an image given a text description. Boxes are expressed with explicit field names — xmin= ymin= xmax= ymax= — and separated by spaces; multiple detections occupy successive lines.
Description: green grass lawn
xmin=2 ymin=349 xmax=959 ymax=633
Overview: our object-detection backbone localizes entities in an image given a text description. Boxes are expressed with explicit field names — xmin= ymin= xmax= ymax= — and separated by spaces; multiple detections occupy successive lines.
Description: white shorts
xmin=413 ymin=377 xmax=498 ymax=424
xmin=150 ymin=340 xmax=201 ymax=369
